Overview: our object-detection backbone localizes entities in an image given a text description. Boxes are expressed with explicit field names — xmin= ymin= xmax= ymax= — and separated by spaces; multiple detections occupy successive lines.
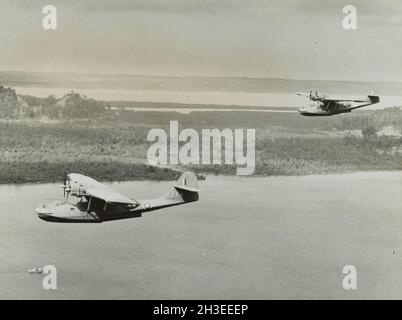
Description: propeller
xmin=62 ymin=169 xmax=71 ymax=201
xmin=309 ymin=90 xmax=323 ymax=102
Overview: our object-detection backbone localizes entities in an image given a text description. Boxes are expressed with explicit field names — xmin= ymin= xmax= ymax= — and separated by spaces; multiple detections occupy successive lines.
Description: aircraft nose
xmin=37 ymin=213 xmax=50 ymax=221
xmin=35 ymin=206 xmax=52 ymax=220
xmin=36 ymin=211 xmax=56 ymax=222
xmin=35 ymin=204 xmax=49 ymax=213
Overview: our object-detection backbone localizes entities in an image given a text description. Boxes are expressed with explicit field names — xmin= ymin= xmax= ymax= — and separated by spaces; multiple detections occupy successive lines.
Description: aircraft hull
xmin=37 ymin=213 xmax=101 ymax=223
xmin=299 ymin=109 xmax=352 ymax=116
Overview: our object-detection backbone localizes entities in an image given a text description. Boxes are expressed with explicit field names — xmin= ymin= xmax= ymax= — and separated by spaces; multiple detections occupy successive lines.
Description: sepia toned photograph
xmin=0 ymin=0 xmax=401 ymax=302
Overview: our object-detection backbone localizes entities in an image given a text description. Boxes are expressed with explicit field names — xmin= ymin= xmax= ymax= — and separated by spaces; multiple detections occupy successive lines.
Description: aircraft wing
xmin=321 ymin=97 xmax=365 ymax=102
xmin=85 ymin=187 xmax=139 ymax=204
xmin=297 ymin=92 xmax=379 ymax=105
xmin=318 ymin=95 xmax=379 ymax=103
xmin=67 ymin=173 xmax=139 ymax=205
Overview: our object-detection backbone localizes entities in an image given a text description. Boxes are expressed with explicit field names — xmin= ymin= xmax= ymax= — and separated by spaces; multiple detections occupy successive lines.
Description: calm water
xmin=1 ymin=172 xmax=402 ymax=299
xmin=13 ymin=87 xmax=402 ymax=110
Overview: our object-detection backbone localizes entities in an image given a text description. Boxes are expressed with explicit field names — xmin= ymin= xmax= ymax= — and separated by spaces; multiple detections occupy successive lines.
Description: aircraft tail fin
xmin=140 ymin=171 xmax=199 ymax=212
xmin=173 ymin=171 xmax=199 ymax=203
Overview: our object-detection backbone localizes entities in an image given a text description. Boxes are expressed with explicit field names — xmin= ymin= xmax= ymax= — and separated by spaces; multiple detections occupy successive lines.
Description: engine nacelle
xmin=70 ymin=181 xmax=87 ymax=197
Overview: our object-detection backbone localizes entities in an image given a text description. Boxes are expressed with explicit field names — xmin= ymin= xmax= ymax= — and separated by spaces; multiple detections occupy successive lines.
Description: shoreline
xmin=1 ymin=104 xmax=401 ymax=186
xmin=12 ymin=86 xmax=402 ymax=110
xmin=0 ymin=167 xmax=401 ymax=186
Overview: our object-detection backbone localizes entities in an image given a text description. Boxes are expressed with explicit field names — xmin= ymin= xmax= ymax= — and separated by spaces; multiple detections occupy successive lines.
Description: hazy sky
xmin=0 ymin=0 xmax=401 ymax=81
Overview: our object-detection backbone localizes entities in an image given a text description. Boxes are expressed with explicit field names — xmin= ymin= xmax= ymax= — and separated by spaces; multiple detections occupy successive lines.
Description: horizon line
xmin=1 ymin=69 xmax=402 ymax=84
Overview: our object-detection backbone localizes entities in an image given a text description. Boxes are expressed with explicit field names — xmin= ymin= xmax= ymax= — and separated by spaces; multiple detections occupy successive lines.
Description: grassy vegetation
xmin=0 ymin=161 xmax=180 ymax=184
xmin=0 ymin=107 xmax=401 ymax=184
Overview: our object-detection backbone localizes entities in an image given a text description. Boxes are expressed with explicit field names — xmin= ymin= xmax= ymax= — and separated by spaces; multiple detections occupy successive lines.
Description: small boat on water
xmin=28 ymin=268 xmax=43 ymax=274
xmin=196 ymin=173 xmax=206 ymax=180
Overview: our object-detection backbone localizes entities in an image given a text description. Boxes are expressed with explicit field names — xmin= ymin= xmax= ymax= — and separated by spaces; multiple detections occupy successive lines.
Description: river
xmin=0 ymin=172 xmax=401 ymax=299
xmin=13 ymin=87 xmax=402 ymax=110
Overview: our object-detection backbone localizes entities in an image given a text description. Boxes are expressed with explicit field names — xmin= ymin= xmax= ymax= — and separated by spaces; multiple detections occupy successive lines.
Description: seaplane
xmin=297 ymin=90 xmax=380 ymax=116
xmin=35 ymin=171 xmax=199 ymax=223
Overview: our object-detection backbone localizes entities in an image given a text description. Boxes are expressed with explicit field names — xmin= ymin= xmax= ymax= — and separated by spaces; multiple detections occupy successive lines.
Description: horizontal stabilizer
xmin=368 ymin=95 xmax=380 ymax=104
xmin=174 ymin=185 xmax=199 ymax=193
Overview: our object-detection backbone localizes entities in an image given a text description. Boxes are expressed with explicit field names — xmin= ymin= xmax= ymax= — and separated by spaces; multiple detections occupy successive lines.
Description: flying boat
xmin=35 ymin=171 xmax=199 ymax=223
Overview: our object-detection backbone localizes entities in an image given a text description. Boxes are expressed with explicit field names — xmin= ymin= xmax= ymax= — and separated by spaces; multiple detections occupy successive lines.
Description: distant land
xmin=1 ymin=71 xmax=402 ymax=96
xmin=1 ymin=71 xmax=402 ymax=184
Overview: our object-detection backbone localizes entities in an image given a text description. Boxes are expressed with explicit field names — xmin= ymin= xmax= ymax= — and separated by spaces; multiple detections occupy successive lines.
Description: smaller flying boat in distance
xmin=35 ymin=171 xmax=199 ymax=223
xmin=297 ymin=90 xmax=380 ymax=116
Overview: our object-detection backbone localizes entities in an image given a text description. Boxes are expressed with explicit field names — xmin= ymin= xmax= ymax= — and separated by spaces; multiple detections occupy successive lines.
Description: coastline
xmin=1 ymin=161 xmax=401 ymax=185
xmin=0 ymin=86 xmax=401 ymax=185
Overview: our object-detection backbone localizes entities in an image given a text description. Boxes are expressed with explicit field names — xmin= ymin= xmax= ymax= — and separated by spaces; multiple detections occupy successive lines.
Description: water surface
xmin=13 ymin=87 xmax=402 ymax=110
xmin=0 ymin=172 xmax=401 ymax=299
